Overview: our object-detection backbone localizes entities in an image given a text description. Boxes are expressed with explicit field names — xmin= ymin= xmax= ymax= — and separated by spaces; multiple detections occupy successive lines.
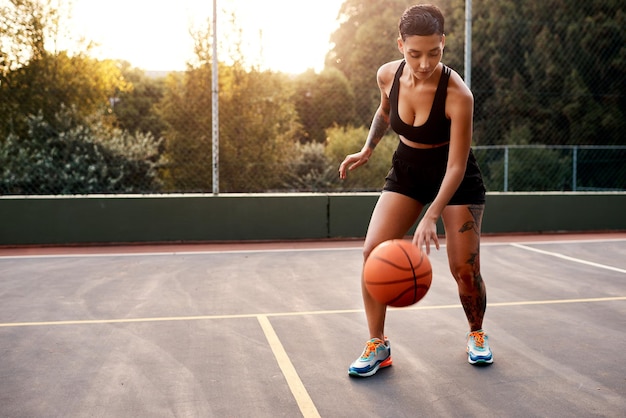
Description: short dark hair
xmin=398 ymin=4 xmax=445 ymax=40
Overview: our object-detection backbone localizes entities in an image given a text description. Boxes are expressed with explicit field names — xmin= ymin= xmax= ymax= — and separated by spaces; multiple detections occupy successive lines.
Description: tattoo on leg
xmin=460 ymin=295 xmax=478 ymax=327
xmin=467 ymin=252 xmax=479 ymax=268
xmin=459 ymin=205 xmax=484 ymax=235
xmin=460 ymin=273 xmax=487 ymax=329
xmin=453 ymin=204 xmax=487 ymax=329
xmin=458 ymin=221 xmax=475 ymax=234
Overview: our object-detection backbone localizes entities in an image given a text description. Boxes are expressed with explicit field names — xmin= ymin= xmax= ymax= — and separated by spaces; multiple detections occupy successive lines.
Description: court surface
xmin=1 ymin=233 xmax=625 ymax=417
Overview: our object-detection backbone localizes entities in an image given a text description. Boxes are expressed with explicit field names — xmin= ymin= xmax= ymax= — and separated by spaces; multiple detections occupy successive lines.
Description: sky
xmin=69 ymin=0 xmax=344 ymax=73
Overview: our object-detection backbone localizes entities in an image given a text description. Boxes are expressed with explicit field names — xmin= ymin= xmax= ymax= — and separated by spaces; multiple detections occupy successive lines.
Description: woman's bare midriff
xmin=399 ymin=136 xmax=450 ymax=149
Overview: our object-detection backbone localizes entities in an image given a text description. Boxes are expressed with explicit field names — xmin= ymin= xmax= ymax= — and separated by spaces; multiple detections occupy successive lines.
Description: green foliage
xmin=159 ymin=61 xmax=302 ymax=192
xmin=158 ymin=9 xmax=309 ymax=193
xmin=471 ymin=0 xmax=626 ymax=146
xmin=1 ymin=0 xmax=624 ymax=194
xmin=478 ymin=125 xmax=572 ymax=191
xmin=292 ymin=68 xmax=355 ymax=143
xmin=158 ymin=69 xmax=213 ymax=192
xmin=284 ymin=127 xmax=399 ymax=192
xmin=576 ymin=148 xmax=626 ymax=191
xmin=282 ymin=142 xmax=339 ymax=192
xmin=1 ymin=0 xmax=124 ymax=139
xmin=218 ymin=65 xmax=301 ymax=192
xmin=113 ymin=63 xmax=167 ymax=140
xmin=0 ymin=106 xmax=163 ymax=194
xmin=0 ymin=51 xmax=129 ymax=139
xmin=491 ymin=147 xmax=572 ymax=192
xmin=0 ymin=0 xmax=52 ymax=72
xmin=326 ymin=0 xmax=463 ymax=128
xmin=325 ymin=125 xmax=396 ymax=191
xmin=326 ymin=0 xmax=410 ymax=126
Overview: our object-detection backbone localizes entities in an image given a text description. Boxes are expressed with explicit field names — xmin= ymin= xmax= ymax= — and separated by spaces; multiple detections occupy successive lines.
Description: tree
xmin=0 ymin=0 xmax=165 ymax=195
xmin=0 ymin=106 xmax=163 ymax=194
xmin=0 ymin=0 xmax=129 ymax=139
xmin=471 ymin=0 xmax=625 ymax=146
xmin=112 ymin=62 xmax=167 ymax=140
xmin=325 ymin=0 xmax=464 ymax=129
xmin=324 ymin=125 xmax=396 ymax=191
xmin=218 ymin=64 xmax=301 ymax=192
xmin=325 ymin=0 xmax=410 ymax=127
xmin=0 ymin=0 xmax=53 ymax=73
xmin=1 ymin=50 xmax=130 ymax=139
xmin=292 ymin=67 xmax=355 ymax=143
xmin=158 ymin=68 xmax=213 ymax=191
xmin=158 ymin=17 xmax=302 ymax=192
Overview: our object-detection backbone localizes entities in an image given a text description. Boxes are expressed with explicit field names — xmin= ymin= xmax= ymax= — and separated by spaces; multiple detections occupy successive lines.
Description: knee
xmin=362 ymin=243 xmax=376 ymax=261
xmin=450 ymin=264 xmax=480 ymax=288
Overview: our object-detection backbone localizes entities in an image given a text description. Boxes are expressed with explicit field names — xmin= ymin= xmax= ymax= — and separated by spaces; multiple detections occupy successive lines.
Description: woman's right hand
xmin=338 ymin=147 xmax=372 ymax=179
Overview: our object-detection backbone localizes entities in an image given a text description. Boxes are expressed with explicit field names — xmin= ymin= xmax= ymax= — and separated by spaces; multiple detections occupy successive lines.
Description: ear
xmin=397 ymin=37 xmax=404 ymax=54
xmin=441 ymin=34 xmax=446 ymax=50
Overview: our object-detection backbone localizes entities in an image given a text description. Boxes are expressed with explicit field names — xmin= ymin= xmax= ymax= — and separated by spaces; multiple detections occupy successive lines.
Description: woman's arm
xmin=414 ymin=71 xmax=474 ymax=252
xmin=339 ymin=62 xmax=398 ymax=179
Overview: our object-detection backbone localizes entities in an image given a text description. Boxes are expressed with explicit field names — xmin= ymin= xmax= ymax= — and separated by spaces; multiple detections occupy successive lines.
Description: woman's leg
xmin=441 ymin=204 xmax=487 ymax=331
xmin=362 ymin=191 xmax=423 ymax=340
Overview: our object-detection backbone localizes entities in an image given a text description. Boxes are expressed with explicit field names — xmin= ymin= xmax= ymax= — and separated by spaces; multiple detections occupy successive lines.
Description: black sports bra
xmin=389 ymin=61 xmax=451 ymax=144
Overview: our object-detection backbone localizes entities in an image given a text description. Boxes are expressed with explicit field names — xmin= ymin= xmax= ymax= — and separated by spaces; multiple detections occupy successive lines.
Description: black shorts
xmin=383 ymin=141 xmax=486 ymax=205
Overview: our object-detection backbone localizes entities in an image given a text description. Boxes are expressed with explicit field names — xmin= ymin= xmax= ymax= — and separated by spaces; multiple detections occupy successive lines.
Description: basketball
xmin=363 ymin=239 xmax=432 ymax=307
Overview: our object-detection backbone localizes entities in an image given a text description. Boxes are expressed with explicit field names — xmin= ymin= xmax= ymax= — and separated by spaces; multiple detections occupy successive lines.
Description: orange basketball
xmin=364 ymin=239 xmax=432 ymax=307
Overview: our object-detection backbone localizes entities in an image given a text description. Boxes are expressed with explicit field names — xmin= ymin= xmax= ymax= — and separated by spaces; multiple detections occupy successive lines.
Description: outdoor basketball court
xmin=1 ymin=233 xmax=625 ymax=417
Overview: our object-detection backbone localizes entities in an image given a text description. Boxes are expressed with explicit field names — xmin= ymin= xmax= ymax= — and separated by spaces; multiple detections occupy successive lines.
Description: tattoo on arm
xmin=366 ymin=112 xmax=389 ymax=150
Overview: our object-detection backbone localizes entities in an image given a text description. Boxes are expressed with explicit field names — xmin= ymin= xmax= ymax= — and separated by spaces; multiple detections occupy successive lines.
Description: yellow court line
xmin=257 ymin=315 xmax=321 ymax=418
xmin=486 ymin=296 xmax=626 ymax=307
xmin=0 ymin=314 xmax=258 ymax=328
xmin=0 ymin=296 xmax=624 ymax=328
xmin=398 ymin=296 xmax=626 ymax=311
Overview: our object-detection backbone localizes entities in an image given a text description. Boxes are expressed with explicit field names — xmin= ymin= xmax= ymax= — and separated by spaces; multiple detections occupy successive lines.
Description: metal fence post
xmin=464 ymin=0 xmax=472 ymax=89
xmin=212 ymin=0 xmax=219 ymax=195
xmin=504 ymin=146 xmax=509 ymax=192
xmin=572 ymin=146 xmax=578 ymax=192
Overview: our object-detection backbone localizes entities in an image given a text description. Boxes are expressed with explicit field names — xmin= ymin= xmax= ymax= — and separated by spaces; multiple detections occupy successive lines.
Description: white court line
xmin=511 ymin=243 xmax=626 ymax=274
xmin=257 ymin=315 xmax=321 ymax=418
xmin=0 ymin=247 xmax=362 ymax=260
xmin=1 ymin=296 xmax=625 ymax=328
xmin=486 ymin=238 xmax=626 ymax=246
xmin=1 ymin=237 xmax=625 ymax=259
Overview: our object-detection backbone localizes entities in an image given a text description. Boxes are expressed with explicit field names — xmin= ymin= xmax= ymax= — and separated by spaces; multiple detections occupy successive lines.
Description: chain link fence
xmin=1 ymin=0 xmax=624 ymax=195
xmin=474 ymin=145 xmax=626 ymax=192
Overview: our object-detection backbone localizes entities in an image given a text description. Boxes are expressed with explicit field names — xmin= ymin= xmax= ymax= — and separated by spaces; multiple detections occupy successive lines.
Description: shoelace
xmin=361 ymin=339 xmax=384 ymax=359
xmin=468 ymin=331 xmax=485 ymax=348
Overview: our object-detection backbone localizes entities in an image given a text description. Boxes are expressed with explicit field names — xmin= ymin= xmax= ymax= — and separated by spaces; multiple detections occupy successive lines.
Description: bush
xmin=0 ymin=107 xmax=163 ymax=194
xmin=325 ymin=125 xmax=397 ymax=191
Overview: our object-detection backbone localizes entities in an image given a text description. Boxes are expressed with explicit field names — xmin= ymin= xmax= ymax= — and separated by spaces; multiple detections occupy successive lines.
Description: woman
xmin=339 ymin=4 xmax=493 ymax=378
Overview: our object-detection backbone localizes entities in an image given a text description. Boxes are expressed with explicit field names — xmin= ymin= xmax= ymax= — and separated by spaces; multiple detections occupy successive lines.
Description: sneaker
xmin=466 ymin=330 xmax=493 ymax=365
xmin=348 ymin=338 xmax=392 ymax=377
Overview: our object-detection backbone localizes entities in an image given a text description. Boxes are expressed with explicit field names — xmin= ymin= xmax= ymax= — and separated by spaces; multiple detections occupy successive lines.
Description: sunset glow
xmin=69 ymin=0 xmax=343 ymax=73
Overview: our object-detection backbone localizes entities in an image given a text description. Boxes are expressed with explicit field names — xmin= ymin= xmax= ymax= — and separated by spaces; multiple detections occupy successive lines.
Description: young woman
xmin=339 ymin=4 xmax=493 ymax=377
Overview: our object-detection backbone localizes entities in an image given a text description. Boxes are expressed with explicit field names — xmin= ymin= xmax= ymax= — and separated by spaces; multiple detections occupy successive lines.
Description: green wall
xmin=0 ymin=192 xmax=624 ymax=246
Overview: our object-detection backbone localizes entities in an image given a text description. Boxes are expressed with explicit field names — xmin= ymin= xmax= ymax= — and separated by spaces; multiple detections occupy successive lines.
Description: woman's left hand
xmin=412 ymin=217 xmax=440 ymax=255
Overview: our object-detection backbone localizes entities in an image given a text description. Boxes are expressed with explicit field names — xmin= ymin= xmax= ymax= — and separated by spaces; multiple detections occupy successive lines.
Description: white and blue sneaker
xmin=467 ymin=330 xmax=493 ymax=365
xmin=348 ymin=338 xmax=392 ymax=377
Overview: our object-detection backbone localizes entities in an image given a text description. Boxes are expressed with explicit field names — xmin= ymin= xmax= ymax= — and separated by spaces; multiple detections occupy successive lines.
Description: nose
xmin=419 ymin=56 xmax=429 ymax=70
